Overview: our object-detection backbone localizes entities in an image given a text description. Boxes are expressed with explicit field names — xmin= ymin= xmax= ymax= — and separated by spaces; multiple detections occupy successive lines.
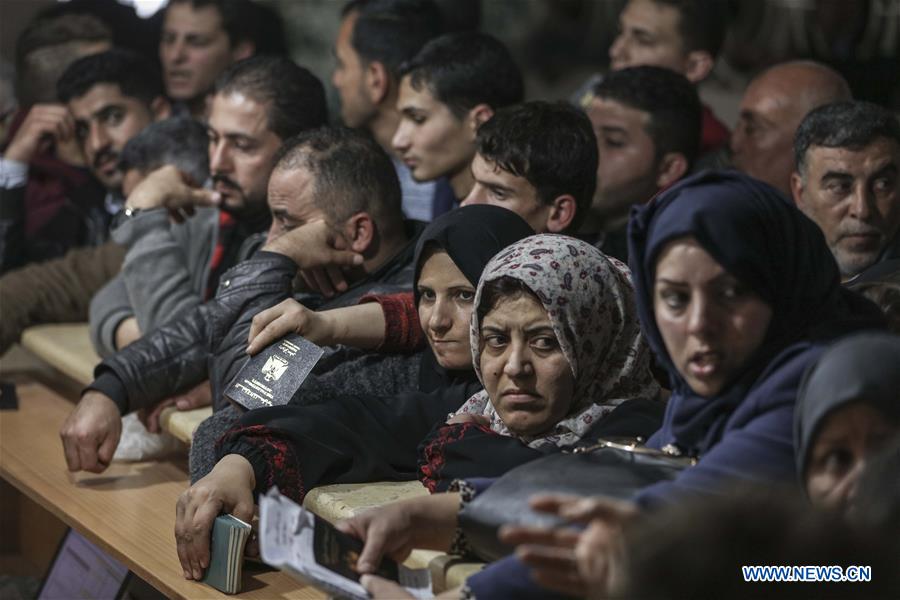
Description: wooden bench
xmin=12 ymin=326 xmax=486 ymax=591
xmin=305 ymin=482 xmax=485 ymax=590
xmin=20 ymin=323 xmax=99 ymax=386
xmin=19 ymin=323 xmax=212 ymax=444
xmin=0 ymin=380 xmax=324 ymax=599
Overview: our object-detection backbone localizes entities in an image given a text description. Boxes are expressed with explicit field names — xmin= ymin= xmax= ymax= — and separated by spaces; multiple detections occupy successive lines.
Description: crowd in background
xmin=0 ymin=1 xmax=899 ymax=598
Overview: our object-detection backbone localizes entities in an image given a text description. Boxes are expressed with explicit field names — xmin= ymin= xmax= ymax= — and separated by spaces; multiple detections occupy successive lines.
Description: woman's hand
xmin=336 ymin=492 xmax=460 ymax=573
xmin=174 ymin=454 xmax=256 ymax=580
xmin=247 ymin=299 xmax=335 ymax=354
xmin=446 ymin=413 xmax=490 ymax=427
xmin=498 ymin=494 xmax=637 ymax=597
xmin=336 ymin=500 xmax=418 ymax=572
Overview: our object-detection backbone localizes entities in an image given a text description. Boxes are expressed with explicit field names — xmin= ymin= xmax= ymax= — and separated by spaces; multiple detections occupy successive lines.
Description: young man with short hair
xmin=461 ymin=101 xmax=595 ymax=234
xmin=606 ymin=0 xmax=729 ymax=153
xmin=333 ymin=0 xmax=445 ymax=221
xmin=392 ymin=31 xmax=524 ymax=201
xmin=581 ymin=65 xmax=701 ymax=260
xmin=0 ymin=49 xmax=167 ymax=272
xmin=159 ymin=0 xmax=278 ymax=118
xmin=791 ymin=101 xmax=900 ymax=282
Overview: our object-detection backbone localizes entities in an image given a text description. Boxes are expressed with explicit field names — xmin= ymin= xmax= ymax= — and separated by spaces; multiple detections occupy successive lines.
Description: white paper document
xmin=259 ymin=487 xmax=434 ymax=599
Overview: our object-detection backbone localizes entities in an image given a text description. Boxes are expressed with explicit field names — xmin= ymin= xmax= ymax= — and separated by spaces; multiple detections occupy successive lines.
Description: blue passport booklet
xmin=225 ymin=333 xmax=324 ymax=410
xmin=202 ymin=514 xmax=252 ymax=594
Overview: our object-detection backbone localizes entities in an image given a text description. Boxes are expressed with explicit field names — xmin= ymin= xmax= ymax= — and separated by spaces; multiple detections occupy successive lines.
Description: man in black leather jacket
xmin=60 ymin=126 xmax=422 ymax=473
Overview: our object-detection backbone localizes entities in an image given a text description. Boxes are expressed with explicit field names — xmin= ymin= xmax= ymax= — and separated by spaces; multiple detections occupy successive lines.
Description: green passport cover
xmin=202 ymin=514 xmax=252 ymax=594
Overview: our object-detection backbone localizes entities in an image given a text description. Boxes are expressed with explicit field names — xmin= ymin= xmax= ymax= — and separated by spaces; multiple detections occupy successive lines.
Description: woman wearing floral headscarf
xmin=418 ymin=233 xmax=661 ymax=491
xmin=348 ymin=171 xmax=885 ymax=600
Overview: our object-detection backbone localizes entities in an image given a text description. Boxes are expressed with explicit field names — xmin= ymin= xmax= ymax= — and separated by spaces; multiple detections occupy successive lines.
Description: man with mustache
xmin=791 ymin=101 xmax=900 ymax=282
xmin=63 ymin=124 xmax=424 ymax=475
xmin=0 ymin=13 xmax=114 ymax=273
xmin=89 ymin=55 xmax=327 ymax=357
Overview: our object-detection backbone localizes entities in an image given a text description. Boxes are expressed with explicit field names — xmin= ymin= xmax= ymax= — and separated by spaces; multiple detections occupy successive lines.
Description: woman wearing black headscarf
xmin=189 ymin=205 xmax=536 ymax=480
xmin=174 ymin=205 xmax=534 ymax=580
xmin=795 ymin=332 xmax=900 ymax=513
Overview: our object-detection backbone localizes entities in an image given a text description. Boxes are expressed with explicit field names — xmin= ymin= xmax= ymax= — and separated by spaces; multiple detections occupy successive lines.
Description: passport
xmin=202 ymin=514 xmax=252 ymax=594
xmin=225 ymin=334 xmax=324 ymax=410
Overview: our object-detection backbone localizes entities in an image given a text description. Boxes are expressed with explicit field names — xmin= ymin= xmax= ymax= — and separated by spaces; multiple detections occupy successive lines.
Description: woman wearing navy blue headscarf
xmin=629 ymin=170 xmax=881 ymax=505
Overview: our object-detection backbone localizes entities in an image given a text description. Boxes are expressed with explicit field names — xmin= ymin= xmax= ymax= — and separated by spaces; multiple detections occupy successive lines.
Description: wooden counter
xmin=20 ymin=324 xmax=98 ymax=386
xmin=17 ymin=324 xmax=213 ymax=445
xmin=0 ymin=381 xmax=323 ymax=599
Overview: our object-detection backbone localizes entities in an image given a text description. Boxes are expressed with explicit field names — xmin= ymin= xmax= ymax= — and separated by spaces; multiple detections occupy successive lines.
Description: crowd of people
xmin=1 ymin=0 xmax=898 ymax=597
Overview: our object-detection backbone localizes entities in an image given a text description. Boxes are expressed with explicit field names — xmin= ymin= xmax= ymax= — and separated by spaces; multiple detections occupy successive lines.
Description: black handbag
xmin=457 ymin=438 xmax=695 ymax=562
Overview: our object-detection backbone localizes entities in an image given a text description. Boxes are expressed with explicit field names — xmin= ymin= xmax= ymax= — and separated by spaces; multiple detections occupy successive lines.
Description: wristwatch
xmin=112 ymin=205 xmax=143 ymax=228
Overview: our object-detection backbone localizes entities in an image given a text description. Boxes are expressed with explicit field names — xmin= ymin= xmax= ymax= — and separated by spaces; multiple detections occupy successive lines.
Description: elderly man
xmin=791 ymin=101 xmax=900 ymax=282
xmin=730 ymin=60 xmax=852 ymax=197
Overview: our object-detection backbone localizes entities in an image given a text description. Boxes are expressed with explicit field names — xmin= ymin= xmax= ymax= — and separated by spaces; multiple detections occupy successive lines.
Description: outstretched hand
xmin=247 ymin=299 xmax=334 ymax=354
xmin=498 ymin=494 xmax=638 ymax=598
xmin=175 ymin=454 xmax=255 ymax=580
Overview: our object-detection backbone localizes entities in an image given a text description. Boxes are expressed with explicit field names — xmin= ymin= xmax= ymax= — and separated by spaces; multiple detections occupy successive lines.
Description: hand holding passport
xmin=225 ymin=333 xmax=325 ymax=410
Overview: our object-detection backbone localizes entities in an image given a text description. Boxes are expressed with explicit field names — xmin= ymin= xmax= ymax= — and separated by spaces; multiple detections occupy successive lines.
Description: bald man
xmin=730 ymin=60 xmax=852 ymax=196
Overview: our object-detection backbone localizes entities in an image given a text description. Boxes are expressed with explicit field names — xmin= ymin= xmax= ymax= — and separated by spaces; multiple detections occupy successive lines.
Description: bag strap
xmin=568 ymin=437 xmax=698 ymax=467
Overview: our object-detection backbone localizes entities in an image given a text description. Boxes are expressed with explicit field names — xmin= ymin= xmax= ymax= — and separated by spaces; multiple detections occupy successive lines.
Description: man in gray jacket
xmin=89 ymin=55 xmax=328 ymax=357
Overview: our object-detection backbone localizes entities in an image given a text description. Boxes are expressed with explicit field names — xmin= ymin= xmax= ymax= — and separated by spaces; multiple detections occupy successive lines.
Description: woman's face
xmin=805 ymin=402 xmax=899 ymax=512
xmin=417 ymin=250 xmax=476 ymax=370
xmin=480 ymin=292 xmax=575 ymax=437
xmin=653 ymin=237 xmax=773 ymax=396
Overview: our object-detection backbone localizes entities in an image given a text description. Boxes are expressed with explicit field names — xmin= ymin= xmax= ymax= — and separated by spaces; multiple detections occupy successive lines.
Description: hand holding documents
xmin=259 ymin=488 xmax=433 ymax=599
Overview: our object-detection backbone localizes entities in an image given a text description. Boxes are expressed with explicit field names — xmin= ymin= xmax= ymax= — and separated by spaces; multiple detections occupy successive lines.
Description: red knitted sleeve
xmin=358 ymin=292 xmax=427 ymax=353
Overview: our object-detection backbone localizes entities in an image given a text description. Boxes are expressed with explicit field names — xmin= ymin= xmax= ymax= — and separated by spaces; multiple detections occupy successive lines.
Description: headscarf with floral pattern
xmin=454 ymin=234 xmax=659 ymax=449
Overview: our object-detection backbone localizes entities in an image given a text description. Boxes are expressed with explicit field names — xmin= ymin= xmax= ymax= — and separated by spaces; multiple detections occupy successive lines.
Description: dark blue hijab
xmin=628 ymin=170 xmax=882 ymax=456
